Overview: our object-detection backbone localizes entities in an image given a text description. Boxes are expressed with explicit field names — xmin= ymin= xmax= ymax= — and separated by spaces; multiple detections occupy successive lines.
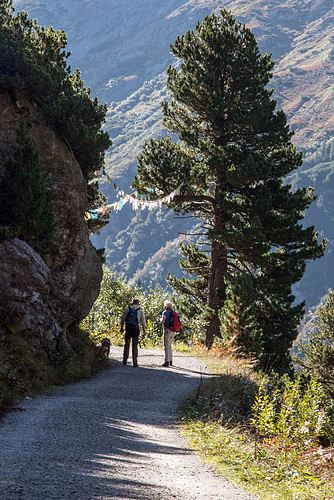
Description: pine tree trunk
xmin=206 ymin=211 xmax=228 ymax=348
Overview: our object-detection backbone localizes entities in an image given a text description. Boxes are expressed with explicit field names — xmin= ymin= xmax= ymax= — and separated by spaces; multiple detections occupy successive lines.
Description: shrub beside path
xmin=0 ymin=347 xmax=258 ymax=499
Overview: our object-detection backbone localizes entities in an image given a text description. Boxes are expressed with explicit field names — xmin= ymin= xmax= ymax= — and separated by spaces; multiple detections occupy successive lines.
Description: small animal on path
xmin=101 ymin=338 xmax=111 ymax=357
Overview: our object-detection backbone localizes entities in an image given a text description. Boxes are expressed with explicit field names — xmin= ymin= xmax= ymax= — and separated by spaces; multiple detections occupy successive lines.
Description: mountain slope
xmin=15 ymin=0 xmax=334 ymax=152
xmin=13 ymin=0 xmax=334 ymax=308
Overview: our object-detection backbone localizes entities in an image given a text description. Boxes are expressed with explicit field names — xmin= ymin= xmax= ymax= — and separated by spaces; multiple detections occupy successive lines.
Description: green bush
xmin=81 ymin=268 xmax=137 ymax=344
xmin=251 ymin=375 xmax=334 ymax=450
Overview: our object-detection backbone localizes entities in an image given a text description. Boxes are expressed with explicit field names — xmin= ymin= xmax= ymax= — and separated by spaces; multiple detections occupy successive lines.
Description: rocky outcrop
xmin=0 ymin=238 xmax=61 ymax=355
xmin=0 ymin=86 xmax=103 ymax=353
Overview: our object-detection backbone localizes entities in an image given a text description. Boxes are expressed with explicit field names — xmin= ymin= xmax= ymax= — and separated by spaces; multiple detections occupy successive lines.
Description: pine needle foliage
xmin=133 ymin=9 xmax=325 ymax=373
xmin=219 ymin=272 xmax=263 ymax=360
xmin=296 ymin=291 xmax=334 ymax=397
xmin=167 ymin=240 xmax=212 ymax=334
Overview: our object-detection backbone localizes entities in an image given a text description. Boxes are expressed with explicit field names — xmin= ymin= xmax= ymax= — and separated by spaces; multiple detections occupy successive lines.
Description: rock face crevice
xmin=0 ymin=85 xmax=103 ymax=353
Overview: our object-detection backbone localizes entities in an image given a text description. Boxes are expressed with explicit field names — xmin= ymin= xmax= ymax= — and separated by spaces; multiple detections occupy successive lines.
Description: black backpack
xmin=126 ymin=306 xmax=139 ymax=327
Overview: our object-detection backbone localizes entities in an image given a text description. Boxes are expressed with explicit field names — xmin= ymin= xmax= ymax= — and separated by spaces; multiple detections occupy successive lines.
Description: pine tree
xmin=296 ymin=291 xmax=334 ymax=396
xmin=0 ymin=116 xmax=54 ymax=256
xmin=133 ymin=9 xmax=325 ymax=372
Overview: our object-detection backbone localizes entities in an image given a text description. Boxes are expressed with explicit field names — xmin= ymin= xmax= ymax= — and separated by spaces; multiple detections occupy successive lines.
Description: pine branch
xmin=181 ymin=267 xmax=211 ymax=273
xmin=178 ymin=232 xmax=208 ymax=236
xmin=174 ymin=194 xmax=216 ymax=207
xmin=169 ymin=215 xmax=198 ymax=220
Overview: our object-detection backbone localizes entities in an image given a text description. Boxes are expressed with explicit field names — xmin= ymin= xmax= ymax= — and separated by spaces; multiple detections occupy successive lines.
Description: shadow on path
xmin=0 ymin=348 xmax=229 ymax=500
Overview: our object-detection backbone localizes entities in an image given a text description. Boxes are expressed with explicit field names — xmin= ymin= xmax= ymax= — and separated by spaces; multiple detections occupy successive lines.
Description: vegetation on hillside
xmin=133 ymin=9 xmax=325 ymax=373
xmin=0 ymin=321 xmax=109 ymax=418
xmin=104 ymin=73 xmax=168 ymax=183
xmin=103 ymin=206 xmax=200 ymax=288
xmin=288 ymin=137 xmax=334 ymax=311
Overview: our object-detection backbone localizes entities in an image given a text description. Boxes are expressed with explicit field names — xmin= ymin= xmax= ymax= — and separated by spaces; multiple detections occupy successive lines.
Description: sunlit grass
xmin=178 ymin=350 xmax=334 ymax=500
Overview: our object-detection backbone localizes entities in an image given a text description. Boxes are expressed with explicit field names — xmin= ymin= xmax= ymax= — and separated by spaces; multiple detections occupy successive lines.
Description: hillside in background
xmin=13 ymin=0 xmax=334 ymax=312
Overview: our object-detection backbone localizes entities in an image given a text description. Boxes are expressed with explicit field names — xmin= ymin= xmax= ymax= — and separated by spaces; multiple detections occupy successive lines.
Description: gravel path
xmin=0 ymin=347 xmax=258 ymax=500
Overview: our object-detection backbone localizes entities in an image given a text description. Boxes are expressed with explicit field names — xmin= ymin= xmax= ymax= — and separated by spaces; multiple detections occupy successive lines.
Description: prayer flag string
xmin=86 ymin=170 xmax=216 ymax=221
xmin=85 ymin=178 xmax=183 ymax=220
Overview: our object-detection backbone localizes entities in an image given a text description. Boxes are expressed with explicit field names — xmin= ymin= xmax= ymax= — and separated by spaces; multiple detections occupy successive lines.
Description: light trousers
xmin=163 ymin=327 xmax=175 ymax=363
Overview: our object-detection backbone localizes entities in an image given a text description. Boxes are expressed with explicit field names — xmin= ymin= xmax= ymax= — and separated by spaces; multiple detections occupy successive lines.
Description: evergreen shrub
xmin=0 ymin=116 xmax=54 ymax=256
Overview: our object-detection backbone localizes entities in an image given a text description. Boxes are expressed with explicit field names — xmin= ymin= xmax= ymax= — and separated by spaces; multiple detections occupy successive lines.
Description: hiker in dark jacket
xmin=120 ymin=299 xmax=146 ymax=367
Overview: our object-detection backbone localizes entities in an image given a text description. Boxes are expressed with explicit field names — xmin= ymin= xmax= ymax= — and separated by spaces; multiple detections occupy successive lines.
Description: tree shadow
xmin=0 ymin=349 xmax=210 ymax=499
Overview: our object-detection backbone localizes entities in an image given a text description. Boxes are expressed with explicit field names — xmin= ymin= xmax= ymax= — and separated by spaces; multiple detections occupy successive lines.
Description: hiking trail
xmin=0 ymin=347 xmax=258 ymax=499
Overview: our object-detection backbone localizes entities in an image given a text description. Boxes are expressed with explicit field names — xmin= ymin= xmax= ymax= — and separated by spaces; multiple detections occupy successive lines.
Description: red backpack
xmin=169 ymin=310 xmax=181 ymax=332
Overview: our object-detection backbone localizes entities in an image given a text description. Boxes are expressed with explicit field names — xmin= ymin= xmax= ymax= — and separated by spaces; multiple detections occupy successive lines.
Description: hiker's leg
xmin=123 ymin=330 xmax=131 ymax=364
xmin=168 ymin=331 xmax=176 ymax=363
xmin=132 ymin=331 xmax=139 ymax=366
xmin=163 ymin=328 xmax=175 ymax=363
xmin=163 ymin=327 xmax=168 ymax=362
xmin=126 ymin=326 xmax=139 ymax=366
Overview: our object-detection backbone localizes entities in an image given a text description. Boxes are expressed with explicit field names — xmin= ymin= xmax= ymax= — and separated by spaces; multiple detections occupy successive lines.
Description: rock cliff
xmin=0 ymin=86 xmax=103 ymax=354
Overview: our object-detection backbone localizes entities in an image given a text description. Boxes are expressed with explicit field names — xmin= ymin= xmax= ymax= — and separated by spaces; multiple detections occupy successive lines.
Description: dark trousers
xmin=123 ymin=326 xmax=139 ymax=365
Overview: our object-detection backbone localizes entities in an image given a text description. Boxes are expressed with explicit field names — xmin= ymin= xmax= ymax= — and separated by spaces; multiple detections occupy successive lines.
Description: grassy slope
xmin=0 ymin=327 xmax=110 ymax=418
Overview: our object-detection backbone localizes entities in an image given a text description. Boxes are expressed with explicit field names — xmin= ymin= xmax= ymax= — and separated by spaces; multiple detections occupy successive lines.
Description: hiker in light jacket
xmin=120 ymin=298 xmax=146 ymax=367
xmin=160 ymin=300 xmax=175 ymax=367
